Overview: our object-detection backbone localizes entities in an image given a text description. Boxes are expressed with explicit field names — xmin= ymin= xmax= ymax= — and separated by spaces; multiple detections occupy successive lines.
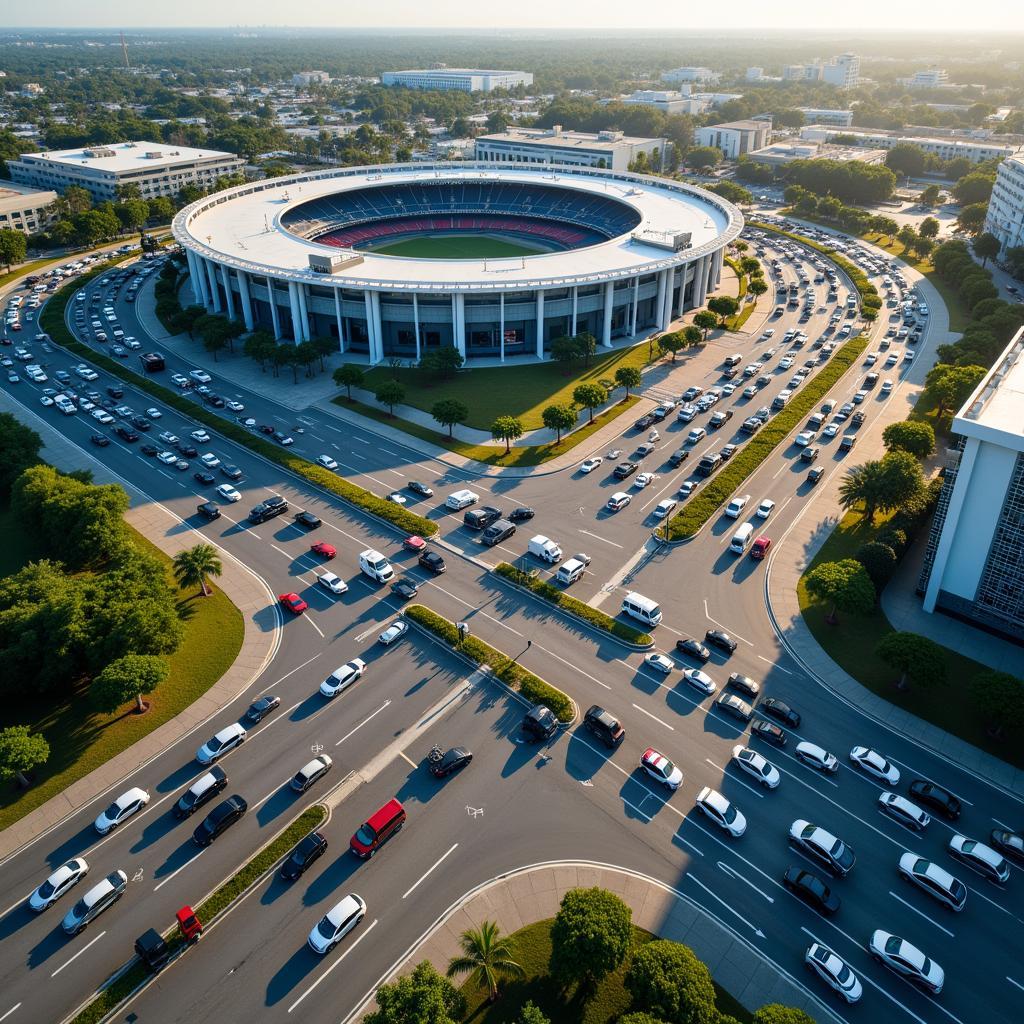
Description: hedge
xmin=71 ymin=804 xmax=326 ymax=1024
xmin=39 ymin=275 xmax=437 ymax=537
xmin=668 ymin=331 xmax=869 ymax=539
xmin=404 ymin=603 xmax=574 ymax=721
xmin=493 ymin=561 xmax=653 ymax=647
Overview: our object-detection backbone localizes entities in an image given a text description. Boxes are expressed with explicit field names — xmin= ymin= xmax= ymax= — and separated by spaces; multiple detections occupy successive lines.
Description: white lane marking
xmin=0 ymin=1005 xmax=21 ymax=1022
xmin=260 ymin=652 xmax=323 ymax=692
xmin=250 ymin=776 xmax=292 ymax=812
xmin=153 ymin=850 xmax=205 ymax=892
xmin=993 ymin=817 xmax=1015 ymax=830
xmin=350 ymin=452 xmax=366 ymax=460
xmin=686 ymin=874 xmax=765 ymax=938
xmin=301 ymin=612 xmax=325 ymax=640
xmin=271 ymin=544 xmax=292 ymax=560
xmin=676 ymin=834 xmax=704 ymax=856
xmin=632 ymin=703 xmax=675 ymax=730
xmin=352 ymin=436 xmax=370 ymax=443
xmin=704 ymin=758 xmax=765 ymax=800
xmin=702 ymin=600 xmax=753 ymax=646
xmin=717 ymin=860 xmax=774 ymax=902
xmin=51 ymin=931 xmax=106 ymax=977
xmin=758 ymin=655 xmax=793 ymax=675
xmin=398 ymin=750 xmax=417 ymax=769
xmin=887 ymin=890 xmax=955 ymax=938
xmin=287 ymin=919 xmax=378 ymax=1014
xmin=401 ymin=843 xmax=460 ymax=899
xmin=578 ymin=529 xmax=623 ymax=549
xmin=335 ymin=701 xmax=392 ymax=746
xmin=355 ymin=624 xmax=382 ymax=644
xmin=1008 ymin=977 xmax=1024 ymax=994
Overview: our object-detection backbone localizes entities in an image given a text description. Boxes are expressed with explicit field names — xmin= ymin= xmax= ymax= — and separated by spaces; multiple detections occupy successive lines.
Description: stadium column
xmin=365 ymin=290 xmax=384 ymax=364
xmin=711 ymin=248 xmax=724 ymax=288
xmin=601 ymin=281 xmax=614 ymax=348
xmin=630 ymin=275 xmax=639 ymax=337
xmin=186 ymin=250 xmax=207 ymax=307
xmin=695 ymin=254 xmax=711 ymax=307
xmin=452 ymin=293 xmax=466 ymax=358
xmin=334 ymin=288 xmax=345 ymax=352
xmin=296 ymin=283 xmax=311 ymax=342
xmin=570 ymin=287 xmax=578 ymax=337
xmin=267 ymin=279 xmax=282 ymax=340
xmin=535 ymin=289 xmax=545 ymax=358
xmin=287 ymin=281 xmax=303 ymax=344
xmin=499 ymin=293 xmax=505 ymax=363
xmin=236 ymin=270 xmax=254 ymax=332
xmin=204 ymin=259 xmax=222 ymax=314
xmin=412 ymin=294 xmax=421 ymax=360
xmin=658 ymin=268 xmax=673 ymax=332
xmin=220 ymin=265 xmax=237 ymax=321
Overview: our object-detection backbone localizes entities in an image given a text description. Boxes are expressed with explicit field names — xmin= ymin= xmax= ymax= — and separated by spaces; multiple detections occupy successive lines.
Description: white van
xmin=358 ymin=549 xmax=394 ymax=583
xmin=528 ymin=535 xmax=562 ymax=563
xmin=556 ymin=558 xmax=587 ymax=586
xmin=621 ymin=592 xmax=662 ymax=627
xmin=446 ymin=489 xmax=479 ymax=510
xmin=730 ymin=523 xmax=754 ymax=554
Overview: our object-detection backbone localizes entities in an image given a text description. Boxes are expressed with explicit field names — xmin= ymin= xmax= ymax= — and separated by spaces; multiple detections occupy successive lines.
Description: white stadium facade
xmin=172 ymin=163 xmax=743 ymax=365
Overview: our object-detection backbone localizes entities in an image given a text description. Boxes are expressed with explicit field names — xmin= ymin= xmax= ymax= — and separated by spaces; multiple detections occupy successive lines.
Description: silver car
xmin=731 ymin=745 xmax=780 ymax=789
xmin=868 ymin=930 xmax=944 ymax=993
xmin=62 ymin=870 xmax=127 ymax=935
xmin=29 ymin=858 xmax=89 ymax=912
xmin=898 ymin=853 xmax=967 ymax=911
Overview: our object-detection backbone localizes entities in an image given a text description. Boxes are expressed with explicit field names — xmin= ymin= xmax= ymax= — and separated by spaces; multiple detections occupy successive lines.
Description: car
xmin=909 ymin=779 xmax=962 ymax=820
xmin=634 ymin=414 xmax=654 ymax=430
xmin=849 ymin=746 xmax=900 ymax=785
xmin=676 ymin=638 xmax=710 ymax=662
xmin=806 ymin=466 xmax=824 ymax=486
xmin=804 ymin=944 xmax=862 ymax=1003
xmin=784 ymin=867 xmax=840 ymax=915
xmin=683 ymin=668 xmax=717 ymax=695
xmin=407 ymin=481 xmax=433 ymax=497
xmin=39 ymin=392 xmax=55 ymax=407
xmin=681 ymin=386 xmax=702 ymax=402
xmin=800 ymin=446 xmax=819 ymax=463
xmin=634 ymin=472 xmax=654 ymax=488
xmin=898 ymin=853 xmax=967 ymax=911
xmin=291 ymin=754 xmax=333 ymax=793
xmin=580 ymin=457 xmax=603 ymax=473
xmin=390 ymin=578 xmax=418 ymax=601
xmin=318 ymin=571 xmax=348 ymax=595
xmin=175 ymin=442 xmax=199 ymax=459
xmin=140 ymin=444 xmax=159 ymax=457
xmin=145 ymin=407 xmax=161 ymax=419
xmin=678 ymin=481 xmax=696 ymax=498
xmin=307 ymin=894 xmax=366 ymax=954
xmin=91 ymin=408 xmax=115 ymax=425
xmin=606 ymin=491 xmax=632 ymax=511
xmin=257 ymin=423 xmax=275 ymax=435
xmin=292 ymin=510 xmax=321 ymax=529
xmin=189 ymin=368 xmax=212 ymax=384
xmin=75 ymin=365 xmax=98 ymax=381
xmin=199 ymin=452 xmax=221 ymax=469
xmin=947 ymin=834 xmax=1010 ymax=884
xmin=62 ymin=870 xmax=127 ymax=935
xmin=193 ymin=794 xmax=247 ymax=847
xmin=990 ymin=829 xmax=1024 ymax=865
xmin=171 ymin=373 xmax=190 ymax=388
xmin=751 ymin=719 xmax=785 ymax=751
xmin=795 ymin=741 xmax=838 ymax=773
xmin=216 ymin=484 xmax=241 ymax=502
xmin=430 ymin=746 xmax=474 ymax=778
xmin=731 ymin=742 xmax=782 ymax=789
xmin=246 ymin=694 xmax=281 ymax=722
xmin=522 ymin=704 xmax=558 ymax=741
xmin=190 ymin=429 xmax=211 ymax=443
xmin=196 ymin=724 xmax=246 ymax=765
xmin=280 ymin=832 xmax=329 ymax=881
xmin=720 ymin=443 xmax=740 ymax=461
xmin=278 ymin=592 xmax=308 ymax=615
xmin=742 ymin=384 xmax=758 ymax=399
xmin=868 ymin=930 xmax=944 ymax=994
xmin=696 ymin=787 xmax=746 ymax=836
xmin=387 ymin=492 xmax=407 ymax=505
xmin=320 ymin=658 xmax=367 ymax=697
xmin=316 ymin=454 xmax=339 ymax=470
xmin=614 ymin=461 xmax=638 ymax=480
xmin=653 ymin=499 xmax=677 ymax=519
xmin=644 ymin=652 xmax=674 ymax=675
xmin=789 ymin=820 xmax=855 ymax=876
xmin=795 ymin=431 xmax=814 ymax=447
xmin=509 ymin=506 xmax=536 ymax=522
xmin=704 ymin=629 xmax=737 ymax=654
xmin=379 ymin=619 xmax=409 ymax=645
xmin=640 ymin=747 xmax=683 ymax=790
xmin=158 ymin=431 xmax=180 ymax=446
xmin=220 ymin=464 xmax=243 ymax=480
xmin=191 ymin=468 xmax=217 ymax=486
xmin=822 ymin=423 xmax=839 ymax=438
xmin=157 ymin=450 xmax=179 ymax=466
xmin=760 ymin=697 xmax=800 ymax=728
xmin=226 ymin=400 xmax=245 ymax=413
xmin=878 ymin=792 xmax=930 ymax=831
xmin=29 ymin=858 xmax=90 ymax=912
xmin=273 ymin=432 xmax=294 ymax=446
xmin=310 ymin=541 xmax=337 ymax=559
xmin=89 ymin=433 xmax=110 ymax=447
xmin=419 ymin=550 xmax=447 ymax=574
xmin=756 ymin=499 xmax=775 ymax=519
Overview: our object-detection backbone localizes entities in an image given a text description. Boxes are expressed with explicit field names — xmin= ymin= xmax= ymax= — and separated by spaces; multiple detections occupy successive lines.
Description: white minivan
xmin=358 ymin=549 xmax=394 ymax=583
xmin=621 ymin=592 xmax=662 ymax=627
xmin=730 ymin=523 xmax=754 ymax=554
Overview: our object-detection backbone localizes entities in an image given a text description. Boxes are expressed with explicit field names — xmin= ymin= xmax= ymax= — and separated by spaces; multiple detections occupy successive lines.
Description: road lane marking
xmin=993 ymin=817 xmax=1015 ymax=830
xmin=0 ymin=1005 xmax=20 ymax=1022
xmin=335 ymin=701 xmax=392 ymax=746
xmin=887 ymin=890 xmax=954 ymax=937
xmin=352 ymin=436 xmax=370 ymax=443
xmin=301 ymin=612 xmax=325 ymax=639
xmin=1008 ymin=977 xmax=1024 ymax=994
xmin=287 ymin=919 xmax=378 ymax=1013
xmin=271 ymin=544 xmax=292 ymax=560
xmin=632 ymin=703 xmax=675 ymax=730
xmin=578 ymin=529 xmax=623 ymax=548
xmin=51 ymin=931 xmax=106 ymax=977
xmin=260 ymin=652 xmax=323 ymax=692
xmin=686 ymin=874 xmax=764 ymax=938
xmin=675 ymin=834 xmax=704 ymax=856
xmin=402 ymin=843 xmax=459 ymax=899
xmin=758 ymin=655 xmax=792 ymax=675
xmin=153 ymin=850 xmax=205 ymax=892
xmin=398 ymin=751 xmax=417 ymax=768
xmin=717 ymin=861 xmax=774 ymax=902
xmin=702 ymin=600 xmax=753 ymax=646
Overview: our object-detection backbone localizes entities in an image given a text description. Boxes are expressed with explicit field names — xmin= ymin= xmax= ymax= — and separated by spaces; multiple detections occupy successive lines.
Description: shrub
xmin=875 ymin=527 xmax=909 ymax=557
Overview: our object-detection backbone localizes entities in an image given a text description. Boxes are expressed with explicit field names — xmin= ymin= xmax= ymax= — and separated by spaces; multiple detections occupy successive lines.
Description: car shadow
xmin=621 ymin=774 xmax=672 ymax=822
xmin=631 ymin=668 xmax=664 ymax=697
xmin=156 ymin=760 xmax=216 ymax=796
xmin=264 ymin=945 xmax=322 ymax=1006
xmin=130 ymin=807 xmax=182 ymax=855
xmin=257 ymin=786 xmax=299 ymax=826
xmin=300 ymin=848 xmax=363 ymax=908
xmin=44 ymin=824 xmax=97 ymax=870
xmin=152 ymin=837 xmax=203 ymax=883
xmin=0 ymin=904 xmax=33 ymax=943
xmin=27 ymin=923 xmax=69 ymax=968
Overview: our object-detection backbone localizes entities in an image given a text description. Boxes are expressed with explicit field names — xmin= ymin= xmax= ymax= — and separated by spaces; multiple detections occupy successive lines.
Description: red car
xmin=310 ymin=541 xmax=336 ymax=559
xmin=278 ymin=592 xmax=308 ymax=615
xmin=750 ymin=536 xmax=772 ymax=560
xmin=403 ymin=535 xmax=427 ymax=553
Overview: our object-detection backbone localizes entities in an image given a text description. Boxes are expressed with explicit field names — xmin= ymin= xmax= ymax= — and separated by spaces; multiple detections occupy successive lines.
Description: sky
xmin=3 ymin=0 xmax=1022 ymax=32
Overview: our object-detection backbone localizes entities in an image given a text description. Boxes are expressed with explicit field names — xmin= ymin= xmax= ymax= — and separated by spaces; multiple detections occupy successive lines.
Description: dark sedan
xmin=751 ymin=719 xmax=787 ymax=747
xmin=246 ymin=694 xmax=281 ymax=723
xmin=634 ymin=414 xmax=655 ymax=430
xmin=783 ymin=866 xmax=840 ymax=915
xmin=115 ymin=426 xmax=139 ymax=443
xmin=909 ymin=779 xmax=962 ymax=821
xmin=221 ymin=464 xmax=243 ymax=480
xmin=429 ymin=746 xmax=474 ymax=778
xmin=676 ymin=638 xmax=710 ymax=663
xmin=293 ymin=511 xmax=322 ymax=529
xmin=509 ymin=506 xmax=535 ymax=523
xmin=175 ymin=443 xmax=199 ymax=458
xmin=614 ymin=461 xmax=639 ymax=480
xmin=407 ymin=481 xmax=434 ymax=497
xmin=140 ymin=443 xmax=159 ymax=456
xmin=89 ymin=433 xmax=110 ymax=447
xmin=419 ymin=550 xmax=446 ymax=574
xmin=279 ymin=832 xmax=328 ymax=881
xmin=704 ymin=629 xmax=738 ymax=654
xmin=760 ymin=697 xmax=801 ymax=729
xmin=990 ymin=829 xmax=1024 ymax=865
xmin=390 ymin=578 xmax=419 ymax=601
xmin=130 ymin=415 xmax=152 ymax=431
xmin=194 ymin=471 xmax=216 ymax=486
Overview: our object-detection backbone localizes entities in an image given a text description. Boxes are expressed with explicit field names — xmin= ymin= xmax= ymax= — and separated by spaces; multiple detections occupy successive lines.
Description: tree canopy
xmin=876 ymin=632 xmax=947 ymax=691
xmin=625 ymin=940 xmax=718 ymax=1024
xmin=804 ymin=559 xmax=876 ymax=623
xmin=365 ymin=961 xmax=466 ymax=1024
xmin=549 ymin=886 xmax=633 ymax=987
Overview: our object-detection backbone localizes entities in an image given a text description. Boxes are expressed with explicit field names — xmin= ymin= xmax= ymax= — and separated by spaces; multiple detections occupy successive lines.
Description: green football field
xmin=368 ymin=232 xmax=545 ymax=259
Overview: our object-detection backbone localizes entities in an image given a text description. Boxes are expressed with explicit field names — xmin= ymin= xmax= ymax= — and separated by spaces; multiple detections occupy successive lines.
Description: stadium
xmin=173 ymin=163 xmax=743 ymax=364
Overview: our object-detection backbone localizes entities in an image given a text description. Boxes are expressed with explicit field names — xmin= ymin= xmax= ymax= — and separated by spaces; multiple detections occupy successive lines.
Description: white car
xmin=865 ymin=353 xmax=878 ymax=366
xmin=849 ymin=746 xmax=900 ymax=785
xmin=731 ymin=745 xmax=780 ymax=789
xmin=822 ymin=423 xmax=840 ymax=438
xmin=316 ymin=455 xmax=339 ymax=471
xmin=898 ymin=853 xmax=967 ymax=911
xmin=760 ymin=328 xmax=775 ymax=339
xmin=90 ymin=408 xmax=114 ymax=424
xmin=634 ymin=472 xmax=655 ymax=489
xmin=640 ymin=747 xmax=684 ymax=790
xmin=190 ymin=429 xmax=211 ymax=443
xmin=318 ymin=572 xmax=348 ymax=595
xmin=903 ymin=350 xmax=914 ymax=362
xmin=683 ymin=668 xmax=717 ymax=695
xmin=387 ymin=492 xmax=408 ymax=505
xmin=225 ymin=400 xmax=244 ymax=412
xmin=644 ymin=652 xmax=674 ymax=675
xmin=756 ymin=499 xmax=775 ymax=519
xmin=39 ymin=393 xmax=55 ymax=407
xmin=145 ymin=407 xmax=161 ymax=419
xmin=804 ymin=944 xmax=862 ymax=1004
xmin=721 ymin=383 xmax=737 ymax=395
xmin=216 ymin=484 xmax=241 ymax=502
xmin=696 ymin=787 xmax=746 ymax=837
xmin=779 ymin=356 xmax=794 ymax=370
xmin=881 ymin=379 xmax=893 ymax=394
xmin=28 ymin=858 xmax=89 ymax=912
xmin=724 ymin=494 xmax=749 ymax=518
xmin=678 ymin=481 xmax=696 ymax=498
xmin=196 ymin=723 xmax=247 ymax=764
xmin=868 ymin=930 xmax=944 ymax=993
xmin=94 ymin=787 xmax=150 ymax=834
xmin=795 ymin=431 xmax=814 ymax=447
xmin=157 ymin=450 xmax=179 ymax=466
xmin=171 ymin=374 xmax=190 ymax=388
xmin=653 ymin=499 xmax=677 ymax=519
xmin=75 ymin=365 xmax=98 ymax=381
xmin=307 ymin=894 xmax=366 ymax=954
xmin=878 ymin=792 xmax=930 ymax=831
xmin=795 ymin=741 xmax=839 ymax=773
xmin=606 ymin=491 xmax=632 ymax=511
xmin=579 ymin=457 xmax=603 ymax=474
xmin=320 ymin=658 xmax=367 ymax=698
xmin=686 ymin=427 xmax=706 ymax=444
xmin=200 ymin=452 xmax=221 ymax=469
xmin=378 ymin=620 xmax=408 ymax=646
xmin=189 ymin=368 xmax=212 ymax=384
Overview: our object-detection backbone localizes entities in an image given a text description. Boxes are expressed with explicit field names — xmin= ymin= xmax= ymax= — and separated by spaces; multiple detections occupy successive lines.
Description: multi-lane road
xmin=0 ymin=231 xmax=1021 ymax=1024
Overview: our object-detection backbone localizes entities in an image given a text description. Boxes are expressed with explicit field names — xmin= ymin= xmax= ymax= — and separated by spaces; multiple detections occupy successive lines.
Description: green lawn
xmin=368 ymin=234 xmax=545 ymax=259
xmin=458 ymin=919 xmax=751 ymax=1024
xmin=0 ymin=523 xmax=244 ymax=831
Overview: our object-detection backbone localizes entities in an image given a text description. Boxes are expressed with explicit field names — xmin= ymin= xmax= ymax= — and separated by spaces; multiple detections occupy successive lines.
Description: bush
xmin=493 ymin=562 xmax=653 ymax=646
xmin=875 ymin=527 xmax=908 ymax=557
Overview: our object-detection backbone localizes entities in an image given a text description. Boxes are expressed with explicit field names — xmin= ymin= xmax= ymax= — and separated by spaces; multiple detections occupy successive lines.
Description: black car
xmin=89 ymin=433 xmax=110 ymax=447
xmin=464 ymin=505 xmax=503 ymax=530
xmin=106 ymin=385 xmax=124 ymax=399
xmin=193 ymin=795 xmax=247 ymax=847
xmin=614 ymin=461 xmax=639 ymax=480
xmin=204 ymin=394 xmax=226 ymax=408
xmin=175 ymin=442 xmax=199 ymax=457
xmin=194 ymin=471 xmax=216 ymax=486
xmin=800 ymin=446 xmax=819 ymax=463
xmin=760 ymin=697 xmax=801 ymax=729
xmin=704 ymin=629 xmax=737 ymax=654
xmin=135 ymin=929 xmax=171 ymax=972
xmin=851 ymin=411 xmax=866 ymax=426
xmin=990 ymin=829 xmax=1024 ymax=865
xmin=419 ymin=550 xmax=446 ymax=574
xmin=115 ymin=426 xmax=139 ymax=442
xmin=407 ymin=481 xmax=433 ymax=498
xmin=258 ymin=424 xmax=275 ymax=435
xmin=391 ymin=578 xmax=419 ymax=601
xmin=908 ymin=780 xmax=962 ymax=821
xmin=280 ymin=832 xmax=328 ymax=881
xmin=429 ymin=746 xmax=474 ymax=778
xmin=676 ymin=638 xmax=710 ymax=662
xmin=634 ymin=414 xmax=655 ymax=430
xmin=197 ymin=501 xmax=221 ymax=520
xmin=751 ymin=718 xmax=787 ymax=747
xmin=720 ymin=444 xmax=739 ymax=461
xmin=509 ymin=506 xmax=535 ymax=523
xmin=246 ymin=694 xmax=281 ymax=723
xmin=669 ymin=449 xmax=690 ymax=468
xmin=293 ymin=511 xmax=322 ymax=529
xmin=220 ymin=464 xmax=243 ymax=480
xmin=522 ymin=704 xmax=558 ymax=741
xmin=130 ymin=415 xmax=151 ymax=431
xmin=783 ymin=866 xmax=840 ymax=915
xmin=806 ymin=466 xmax=824 ymax=486
xmin=140 ymin=443 xmax=159 ymax=456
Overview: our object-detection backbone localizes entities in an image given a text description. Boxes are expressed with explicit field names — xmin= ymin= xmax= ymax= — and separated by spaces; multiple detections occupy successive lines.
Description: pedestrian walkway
xmin=0 ymin=391 xmax=279 ymax=860
xmin=350 ymin=861 xmax=840 ymax=1024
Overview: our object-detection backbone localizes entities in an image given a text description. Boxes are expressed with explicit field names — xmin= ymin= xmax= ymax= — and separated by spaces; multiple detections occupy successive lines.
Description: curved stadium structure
xmin=173 ymin=163 xmax=743 ymax=364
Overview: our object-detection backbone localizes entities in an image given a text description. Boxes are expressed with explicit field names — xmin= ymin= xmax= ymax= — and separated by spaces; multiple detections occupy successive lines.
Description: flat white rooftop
xmin=23 ymin=141 xmax=239 ymax=174
xmin=956 ymin=327 xmax=1024 ymax=450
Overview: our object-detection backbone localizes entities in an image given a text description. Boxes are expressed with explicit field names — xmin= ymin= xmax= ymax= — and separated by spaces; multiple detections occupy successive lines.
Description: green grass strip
xmin=404 ymin=603 xmax=575 ymax=721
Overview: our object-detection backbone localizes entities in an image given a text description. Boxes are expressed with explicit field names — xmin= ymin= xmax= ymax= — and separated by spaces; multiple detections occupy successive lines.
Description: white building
xmin=746 ymin=67 xmax=764 ymax=82
xmin=747 ymin=141 xmax=886 ymax=167
xmin=621 ymin=90 xmax=695 ymax=116
xmin=381 ymin=69 xmax=533 ymax=93
xmin=919 ymin=327 xmax=1024 ymax=642
xmin=898 ymin=68 xmax=950 ymax=89
xmin=796 ymin=107 xmax=854 ymax=127
xmin=661 ymin=67 xmax=720 ymax=85
xmin=474 ymin=126 xmax=665 ymax=172
xmin=0 ymin=181 xmax=57 ymax=235
xmin=292 ymin=71 xmax=330 ymax=87
xmin=783 ymin=53 xmax=859 ymax=90
xmin=694 ymin=120 xmax=772 ymax=160
xmin=7 ymin=141 xmax=245 ymax=202
xmin=800 ymin=125 xmax=1019 ymax=164
xmin=983 ymin=156 xmax=1024 ymax=255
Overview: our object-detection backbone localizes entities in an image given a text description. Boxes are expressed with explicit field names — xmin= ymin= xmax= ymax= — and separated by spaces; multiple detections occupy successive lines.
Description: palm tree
xmin=446 ymin=920 xmax=524 ymax=1003
xmin=173 ymin=543 xmax=223 ymax=597
xmin=838 ymin=461 xmax=885 ymax=523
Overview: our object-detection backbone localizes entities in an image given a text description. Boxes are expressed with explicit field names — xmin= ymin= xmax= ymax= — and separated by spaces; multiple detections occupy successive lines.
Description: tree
xmin=747 ymin=277 xmax=768 ymax=300
xmin=491 ymin=415 xmax=524 ymax=454
xmin=752 ymin=1007 xmax=816 ymax=1024
xmin=970 ymin=671 xmax=1024 ymax=738
xmin=572 ymin=382 xmax=608 ymax=424
xmin=693 ymin=310 xmax=718 ymax=339
xmin=615 ymin=365 xmax=643 ymax=396
xmin=618 ymin=1015 xmax=669 ymax=1024
xmin=707 ymin=295 xmax=739 ymax=324
xmin=0 ymin=228 xmax=28 ymax=271
xmin=0 ymin=412 xmax=42 ymax=498
xmin=176 ymin=304 xmax=207 ymax=339
xmin=882 ymin=420 xmax=935 ymax=458
xmin=911 ymin=235 xmax=935 ymax=261
xmin=658 ymin=331 xmax=685 ymax=362
xmin=924 ymin=363 xmax=987 ymax=416
xmin=804 ymin=559 xmax=876 ymax=624
xmin=90 ymin=654 xmax=169 ymax=714
xmin=0 ymin=726 xmax=50 ymax=788
xmin=953 ymin=172 xmax=996 ymax=206
xmin=244 ymin=330 xmax=277 ymax=371
xmin=973 ymin=232 xmax=1001 ymax=268
xmin=871 ymin=215 xmax=899 ymax=242
xmin=551 ymin=335 xmax=579 ymax=369
xmin=435 ymin=345 xmax=464 ymax=379
xmin=445 ymin=921 xmax=525 ymax=1003
xmin=375 ymin=380 xmax=405 ymax=416
xmin=885 ymin=143 xmax=928 ymax=179
xmin=855 ymin=541 xmax=898 ymax=592
xmin=897 ymin=224 xmax=918 ymax=251
xmin=549 ymin=887 xmax=633 ymax=988
xmin=333 ymin=363 xmax=365 ymax=399
xmin=918 ymin=216 xmax=940 ymax=239
xmin=876 ymin=632 xmax=947 ymax=691
xmin=838 ymin=461 xmax=887 ymax=523
xmin=686 ymin=146 xmax=721 ymax=170
xmin=172 ymin=543 xmax=223 ymax=597
xmin=516 ymin=1003 xmax=550 ymax=1024
xmin=542 ymin=403 xmax=577 ymax=443
xmin=432 ymin=398 xmax=470 ymax=437
xmin=877 ymin=450 xmax=925 ymax=514
xmin=956 ymin=202 xmax=989 ymax=235
xmin=575 ymin=331 xmax=597 ymax=368
xmin=625 ymin=939 xmax=717 ymax=1024
xmin=919 ymin=184 xmax=942 ymax=207
xmin=364 ymin=960 xmax=466 ymax=1024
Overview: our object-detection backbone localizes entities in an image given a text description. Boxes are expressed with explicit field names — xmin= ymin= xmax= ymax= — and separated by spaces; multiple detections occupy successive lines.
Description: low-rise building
xmin=292 ymin=71 xmax=330 ymax=88
xmin=796 ymin=107 xmax=854 ymax=127
xmin=898 ymin=68 xmax=950 ymax=89
xmin=661 ymin=66 xmax=720 ymax=85
xmin=799 ymin=125 xmax=1019 ymax=164
xmin=983 ymin=155 xmax=1024 ymax=255
xmin=694 ymin=120 xmax=771 ymax=160
xmin=381 ymin=68 xmax=533 ymax=92
xmin=474 ymin=125 xmax=665 ymax=172
xmin=747 ymin=140 xmax=886 ymax=167
xmin=621 ymin=90 xmax=696 ymax=116
xmin=0 ymin=181 xmax=57 ymax=235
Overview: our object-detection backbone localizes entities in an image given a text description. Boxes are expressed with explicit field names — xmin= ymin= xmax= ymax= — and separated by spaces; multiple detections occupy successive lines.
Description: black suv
xmin=522 ymin=705 xmax=558 ymax=741
xmin=464 ymin=506 xmax=502 ymax=530
xmin=614 ymin=461 xmax=639 ymax=480
xmin=193 ymin=794 xmax=247 ymax=847
xmin=197 ymin=501 xmax=221 ymax=520
xmin=280 ymin=831 xmax=328 ymax=881
xmin=783 ymin=867 xmax=840 ymax=915
xmin=249 ymin=495 xmax=288 ymax=524
xmin=583 ymin=705 xmax=625 ymax=748
xmin=135 ymin=929 xmax=171 ymax=972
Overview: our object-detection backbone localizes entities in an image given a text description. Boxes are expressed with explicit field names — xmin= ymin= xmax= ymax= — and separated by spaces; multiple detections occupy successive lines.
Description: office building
xmin=899 ymin=68 xmax=949 ymax=89
xmin=621 ymin=90 xmax=695 ymax=116
xmin=983 ymin=156 xmax=1024 ymax=255
xmin=800 ymin=125 xmax=1019 ymax=163
xmin=0 ymin=181 xmax=57 ymax=235
xmin=796 ymin=107 xmax=854 ymax=127
xmin=783 ymin=53 xmax=859 ymax=90
xmin=7 ymin=141 xmax=245 ymax=202
xmin=919 ymin=327 xmax=1024 ymax=642
xmin=694 ymin=120 xmax=772 ymax=160
xmin=474 ymin=126 xmax=665 ymax=173
xmin=292 ymin=71 xmax=330 ymax=87
xmin=746 ymin=67 xmax=764 ymax=82
xmin=747 ymin=140 xmax=885 ymax=167
xmin=381 ymin=69 xmax=533 ymax=92
xmin=661 ymin=67 xmax=720 ymax=85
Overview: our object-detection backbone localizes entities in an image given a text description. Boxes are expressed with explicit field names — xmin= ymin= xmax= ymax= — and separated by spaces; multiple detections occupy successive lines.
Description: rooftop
xmin=703 ymin=120 xmax=769 ymax=132
xmin=19 ymin=140 xmax=240 ymax=173
xmin=386 ymin=68 xmax=529 ymax=76
xmin=0 ymin=180 xmax=55 ymax=199
xmin=957 ymin=327 xmax=1024 ymax=450
xmin=477 ymin=127 xmax=660 ymax=151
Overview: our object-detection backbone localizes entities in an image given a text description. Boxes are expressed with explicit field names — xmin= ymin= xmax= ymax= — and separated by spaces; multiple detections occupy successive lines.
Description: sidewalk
xmin=352 ymin=861 xmax=840 ymax=1024
xmin=0 ymin=392 xmax=279 ymax=860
